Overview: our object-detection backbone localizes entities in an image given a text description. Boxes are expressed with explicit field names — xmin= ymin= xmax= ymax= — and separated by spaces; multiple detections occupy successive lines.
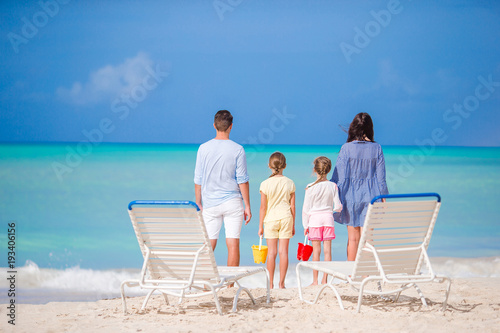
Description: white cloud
xmin=56 ymin=52 xmax=154 ymax=105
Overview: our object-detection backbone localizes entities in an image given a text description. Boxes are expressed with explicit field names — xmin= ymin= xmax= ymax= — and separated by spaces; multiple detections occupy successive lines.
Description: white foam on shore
xmin=1 ymin=257 xmax=498 ymax=304
xmin=430 ymin=256 xmax=500 ymax=278
xmin=0 ymin=260 xmax=148 ymax=303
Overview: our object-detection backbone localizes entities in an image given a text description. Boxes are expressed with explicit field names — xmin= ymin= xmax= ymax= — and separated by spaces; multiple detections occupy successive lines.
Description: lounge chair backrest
xmin=351 ymin=194 xmax=441 ymax=282
xmin=128 ymin=201 xmax=220 ymax=284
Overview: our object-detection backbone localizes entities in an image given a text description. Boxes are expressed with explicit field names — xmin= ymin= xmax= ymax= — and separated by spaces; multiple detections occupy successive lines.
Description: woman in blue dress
xmin=331 ymin=113 xmax=389 ymax=261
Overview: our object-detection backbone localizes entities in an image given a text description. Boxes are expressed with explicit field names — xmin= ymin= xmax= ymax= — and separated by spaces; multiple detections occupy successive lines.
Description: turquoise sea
xmin=0 ymin=143 xmax=499 ymax=303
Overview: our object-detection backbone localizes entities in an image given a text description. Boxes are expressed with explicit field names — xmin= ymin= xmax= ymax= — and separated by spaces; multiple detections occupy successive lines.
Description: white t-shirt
xmin=302 ymin=181 xmax=342 ymax=228
xmin=194 ymin=139 xmax=249 ymax=209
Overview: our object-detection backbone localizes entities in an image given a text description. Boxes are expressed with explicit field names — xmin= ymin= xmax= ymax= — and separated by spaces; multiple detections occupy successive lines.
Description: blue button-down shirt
xmin=331 ymin=141 xmax=389 ymax=227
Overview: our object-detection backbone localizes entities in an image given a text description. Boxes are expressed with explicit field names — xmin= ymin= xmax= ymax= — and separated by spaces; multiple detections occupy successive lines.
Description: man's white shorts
xmin=203 ymin=198 xmax=244 ymax=240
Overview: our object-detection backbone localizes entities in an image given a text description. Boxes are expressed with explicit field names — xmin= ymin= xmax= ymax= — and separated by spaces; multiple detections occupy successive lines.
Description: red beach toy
xmin=297 ymin=235 xmax=313 ymax=261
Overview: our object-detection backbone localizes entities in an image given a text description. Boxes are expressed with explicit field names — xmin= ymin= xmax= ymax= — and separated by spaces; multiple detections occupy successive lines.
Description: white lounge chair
xmin=121 ymin=200 xmax=270 ymax=315
xmin=296 ymin=193 xmax=451 ymax=313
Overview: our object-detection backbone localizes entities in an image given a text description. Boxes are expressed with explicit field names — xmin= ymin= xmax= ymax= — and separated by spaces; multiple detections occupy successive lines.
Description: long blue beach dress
xmin=330 ymin=140 xmax=389 ymax=227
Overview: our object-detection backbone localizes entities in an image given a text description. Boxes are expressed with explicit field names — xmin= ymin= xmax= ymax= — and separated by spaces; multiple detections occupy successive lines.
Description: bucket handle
xmin=259 ymin=236 xmax=263 ymax=251
xmin=303 ymin=235 xmax=309 ymax=246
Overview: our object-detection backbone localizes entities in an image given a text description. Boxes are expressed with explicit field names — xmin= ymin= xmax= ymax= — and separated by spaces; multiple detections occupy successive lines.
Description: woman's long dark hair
xmin=347 ymin=112 xmax=375 ymax=143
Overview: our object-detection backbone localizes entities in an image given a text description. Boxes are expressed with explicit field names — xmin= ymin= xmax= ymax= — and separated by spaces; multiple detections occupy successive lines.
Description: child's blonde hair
xmin=269 ymin=152 xmax=286 ymax=177
xmin=307 ymin=156 xmax=332 ymax=188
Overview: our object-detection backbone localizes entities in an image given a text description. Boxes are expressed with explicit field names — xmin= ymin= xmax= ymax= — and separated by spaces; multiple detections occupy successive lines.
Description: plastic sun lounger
xmin=121 ymin=200 xmax=270 ymax=315
xmin=296 ymin=193 xmax=452 ymax=313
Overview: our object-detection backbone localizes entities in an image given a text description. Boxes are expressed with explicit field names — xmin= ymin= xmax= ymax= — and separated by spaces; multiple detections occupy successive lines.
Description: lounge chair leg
xmin=296 ymin=264 xmax=322 ymax=305
xmin=326 ymin=281 xmax=345 ymax=310
xmin=232 ymin=289 xmax=241 ymax=313
xmin=141 ymin=289 xmax=156 ymax=312
xmin=313 ymin=285 xmax=328 ymax=304
xmin=394 ymin=284 xmax=407 ymax=303
xmin=441 ymin=277 xmax=452 ymax=311
xmin=120 ymin=280 xmax=139 ymax=315
xmin=202 ymin=283 xmax=223 ymax=315
xmin=161 ymin=292 xmax=170 ymax=305
xmin=210 ymin=287 xmax=223 ymax=315
xmin=412 ymin=283 xmax=428 ymax=307
xmin=296 ymin=264 xmax=305 ymax=302
xmin=240 ymin=286 xmax=256 ymax=306
xmin=356 ymin=278 xmax=371 ymax=313
xmin=296 ymin=265 xmax=344 ymax=309
xmin=310 ymin=279 xmax=344 ymax=304
xmin=377 ymin=281 xmax=392 ymax=302
xmin=356 ymin=287 xmax=364 ymax=313
xmin=177 ymin=288 xmax=189 ymax=305
xmin=232 ymin=283 xmax=256 ymax=313
xmin=120 ymin=281 xmax=128 ymax=314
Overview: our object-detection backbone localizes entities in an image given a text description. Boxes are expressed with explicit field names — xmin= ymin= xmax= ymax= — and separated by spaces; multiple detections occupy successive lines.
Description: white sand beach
xmin=5 ymin=277 xmax=499 ymax=333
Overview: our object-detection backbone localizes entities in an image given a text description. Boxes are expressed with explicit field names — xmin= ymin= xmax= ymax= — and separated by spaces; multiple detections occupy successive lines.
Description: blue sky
xmin=1 ymin=0 xmax=499 ymax=146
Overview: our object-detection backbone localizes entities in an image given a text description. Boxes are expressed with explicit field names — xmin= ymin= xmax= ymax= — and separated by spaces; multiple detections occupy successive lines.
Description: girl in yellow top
xmin=258 ymin=152 xmax=296 ymax=289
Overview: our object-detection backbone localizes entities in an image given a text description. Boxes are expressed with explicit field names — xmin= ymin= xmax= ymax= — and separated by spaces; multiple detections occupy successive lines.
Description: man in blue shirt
xmin=194 ymin=110 xmax=251 ymax=267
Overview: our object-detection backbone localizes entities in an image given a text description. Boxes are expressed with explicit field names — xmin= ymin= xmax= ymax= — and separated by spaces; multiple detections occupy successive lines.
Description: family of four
xmin=194 ymin=110 xmax=389 ymax=289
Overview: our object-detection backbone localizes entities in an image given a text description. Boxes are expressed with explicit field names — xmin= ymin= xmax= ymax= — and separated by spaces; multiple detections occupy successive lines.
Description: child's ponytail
xmin=306 ymin=156 xmax=332 ymax=188
xmin=268 ymin=152 xmax=286 ymax=177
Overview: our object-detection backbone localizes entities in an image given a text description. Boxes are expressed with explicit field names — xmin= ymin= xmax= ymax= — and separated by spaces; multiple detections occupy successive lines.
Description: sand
xmin=3 ymin=277 xmax=500 ymax=333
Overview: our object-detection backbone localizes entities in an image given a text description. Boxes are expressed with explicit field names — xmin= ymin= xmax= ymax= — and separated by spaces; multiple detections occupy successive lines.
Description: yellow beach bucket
xmin=251 ymin=236 xmax=268 ymax=264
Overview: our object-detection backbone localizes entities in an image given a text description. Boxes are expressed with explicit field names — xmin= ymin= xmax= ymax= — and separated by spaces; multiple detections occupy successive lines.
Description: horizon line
xmin=0 ymin=141 xmax=499 ymax=149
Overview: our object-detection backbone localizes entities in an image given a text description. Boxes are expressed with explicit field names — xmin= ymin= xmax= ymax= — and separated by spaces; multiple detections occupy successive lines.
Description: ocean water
xmin=0 ymin=143 xmax=499 ymax=304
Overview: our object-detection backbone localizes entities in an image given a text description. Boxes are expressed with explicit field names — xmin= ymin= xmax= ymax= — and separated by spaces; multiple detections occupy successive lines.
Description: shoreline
xmin=3 ymin=277 xmax=499 ymax=332
xmin=1 ymin=257 xmax=499 ymax=306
